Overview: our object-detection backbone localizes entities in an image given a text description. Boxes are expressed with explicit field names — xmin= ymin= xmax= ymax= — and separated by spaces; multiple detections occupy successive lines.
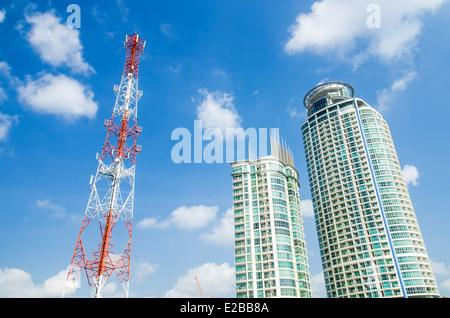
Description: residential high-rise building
xmin=231 ymin=134 xmax=312 ymax=298
xmin=300 ymin=81 xmax=439 ymax=298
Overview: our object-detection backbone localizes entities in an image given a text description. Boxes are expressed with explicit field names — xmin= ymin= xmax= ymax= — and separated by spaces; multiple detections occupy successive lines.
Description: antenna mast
xmin=63 ymin=33 xmax=146 ymax=298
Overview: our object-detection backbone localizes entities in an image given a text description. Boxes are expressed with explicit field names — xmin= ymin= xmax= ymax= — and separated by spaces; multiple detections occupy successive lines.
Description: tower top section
xmin=269 ymin=129 xmax=294 ymax=167
xmin=123 ymin=34 xmax=146 ymax=79
xmin=303 ymin=81 xmax=354 ymax=116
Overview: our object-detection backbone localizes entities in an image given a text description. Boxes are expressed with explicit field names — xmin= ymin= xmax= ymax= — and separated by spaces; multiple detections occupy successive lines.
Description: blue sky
xmin=0 ymin=0 xmax=450 ymax=298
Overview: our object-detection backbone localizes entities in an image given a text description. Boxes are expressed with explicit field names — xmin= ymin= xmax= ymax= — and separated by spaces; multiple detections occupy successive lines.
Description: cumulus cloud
xmin=0 ymin=112 xmax=18 ymax=142
xmin=137 ymin=205 xmax=218 ymax=230
xmin=170 ymin=205 xmax=218 ymax=229
xmin=440 ymin=279 xmax=450 ymax=295
xmin=431 ymin=260 xmax=450 ymax=296
xmin=23 ymin=10 xmax=94 ymax=75
xmin=300 ymin=199 xmax=315 ymax=218
xmin=0 ymin=61 xmax=18 ymax=81
xmin=0 ymin=62 xmax=20 ymax=143
xmin=164 ymin=262 xmax=235 ymax=298
xmin=0 ymin=8 xmax=5 ymax=23
xmin=138 ymin=206 xmax=235 ymax=248
xmin=0 ymin=61 xmax=20 ymax=103
xmin=286 ymin=98 xmax=306 ymax=120
xmin=0 ymin=268 xmax=78 ymax=297
xmin=284 ymin=0 xmax=445 ymax=65
xmin=376 ymin=71 xmax=417 ymax=111
xmin=284 ymin=1 xmax=446 ymax=111
xmin=0 ymin=88 xmax=6 ymax=103
xmin=285 ymin=0 xmax=366 ymax=57
xmin=195 ymin=89 xmax=242 ymax=134
xmin=0 ymin=268 xmax=125 ymax=298
xmin=135 ymin=216 xmax=169 ymax=229
xmin=310 ymin=271 xmax=327 ymax=298
xmin=432 ymin=260 xmax=450 ymax=277
xmin=36 ymin=199 xmax=66 ymax=218
xmin=134 ymin=261 xmax=158 ymax=282
xmin=17 ymin=73 xmax=98 ymax=120
xmin=200 ymin=208 xmax=234 ymax=247
xmin=402 ymin=164 xmax=419 ymax=186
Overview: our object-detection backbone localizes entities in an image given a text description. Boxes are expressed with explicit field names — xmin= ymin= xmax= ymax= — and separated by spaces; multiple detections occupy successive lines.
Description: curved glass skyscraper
xmin=300 ymin=82 xmax=439 ymax=298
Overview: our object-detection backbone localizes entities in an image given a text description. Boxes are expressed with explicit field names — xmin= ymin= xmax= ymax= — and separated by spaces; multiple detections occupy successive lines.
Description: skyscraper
xmin=300 ymin=81 xmax=439 ymax=298
xmin=231 ymin=134 xmax=312 ymax=298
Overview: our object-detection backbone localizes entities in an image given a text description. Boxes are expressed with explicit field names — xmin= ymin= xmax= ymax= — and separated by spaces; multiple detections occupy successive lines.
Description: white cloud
xmin=287 ymin=107 xmax=304 ymax=119
xmin=115 ymin=0 xmax=130 ymax=22
xmin=195 ymin=89 xmax=242 ymax=134
xmin=0 ymin=9 xmax=5 ymax=23
xmin=286 ymin=98 xmax=306 ymax=119
xmin=170 ymin=205 xmax=218 ymax=229
xmin=200 ymin=208 xmax=234 ymax=247
xmin=310 ymin=271 xmax=327 ymax=298
xmin=137 ymin=205 xmax=218 ymax=230
xmin=17 ymin=73 xmax=98 ymax=120
xmin=431 ymin=260 xmax=450 ymax=296
xmin=402 ymin=164 xmax=420 ymax=186
xmin=168 ymin=64 xmax=182 ymax=74
xmin=300 ymin=199 xmax=315 ymax=218
xmin=0 ymin=61 xmax=17 ymax=82
xmin=136 ymin=216 xmax=170 ymax=229
xmin=0 ymin=268 xmax=78 ymax=297
xmin=284 ymin=0 xmax=445 ymax=66
xmin=390 ymin=71 xmax=418 ymax=91
xmin=102 ymin=282 xmax=118 ymax=296
xmin=134 ymin=261 xmax=158 ymax=282
xmin=431 ymin=260 xmax=450 ymax=277
xmin=440 ymin=279 xmax=450 ymax=295
xmin=36 ymin=198 xmax=80 ymax=223
xmin=36 ymin=199 xmax=66 ymax=218
xmin=376 ymin=71 xmax=417 ymax=111
xmin=0 ymin=61 xmax=18 ymax=143
xmin=0 ymin=112 xmax=18 ymax=142
xmin=285 ymin=0 xmax=365 ymax=57
xmin=24 ymin=10 xmax=94 ymax=75
xmin=138 ymin=206 xmax=234 ymax=247
xmin=160 ymin=23 xmax=177 ymax=38
xmin=0 ymin=61 xmax=20 ymax=104
xmin=164 ymin=262 xmax=235 ymax=298
xmin=212 ymin=68 xmax=227 ymax=78
xmin=0 ymin=88 xmax=6 ymax=103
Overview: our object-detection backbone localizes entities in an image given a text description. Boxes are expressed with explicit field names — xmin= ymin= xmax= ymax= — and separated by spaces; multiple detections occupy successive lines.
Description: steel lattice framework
xmin=63 ymin=34 xmax=146 ymax=298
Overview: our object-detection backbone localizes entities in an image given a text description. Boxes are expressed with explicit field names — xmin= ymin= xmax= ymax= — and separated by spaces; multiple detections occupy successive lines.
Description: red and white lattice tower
xmin=63 ymin=34 xmax=146 ymax=298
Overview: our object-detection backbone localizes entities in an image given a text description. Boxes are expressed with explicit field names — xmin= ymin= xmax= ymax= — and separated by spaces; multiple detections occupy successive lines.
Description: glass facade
xmin=231 ymin=148 xmax=312 ymax=298
xmin=301 ymin=82 xmax=439 ymax=298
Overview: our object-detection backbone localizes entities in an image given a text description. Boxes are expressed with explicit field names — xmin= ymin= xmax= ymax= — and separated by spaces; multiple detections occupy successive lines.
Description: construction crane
xmin=195 ymin=276 xmax=214 ymax=298
xmin=62 ymin=33 xmax=146 ymax=298
xmin=195 ymin=276 xmax=203 ymax=298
